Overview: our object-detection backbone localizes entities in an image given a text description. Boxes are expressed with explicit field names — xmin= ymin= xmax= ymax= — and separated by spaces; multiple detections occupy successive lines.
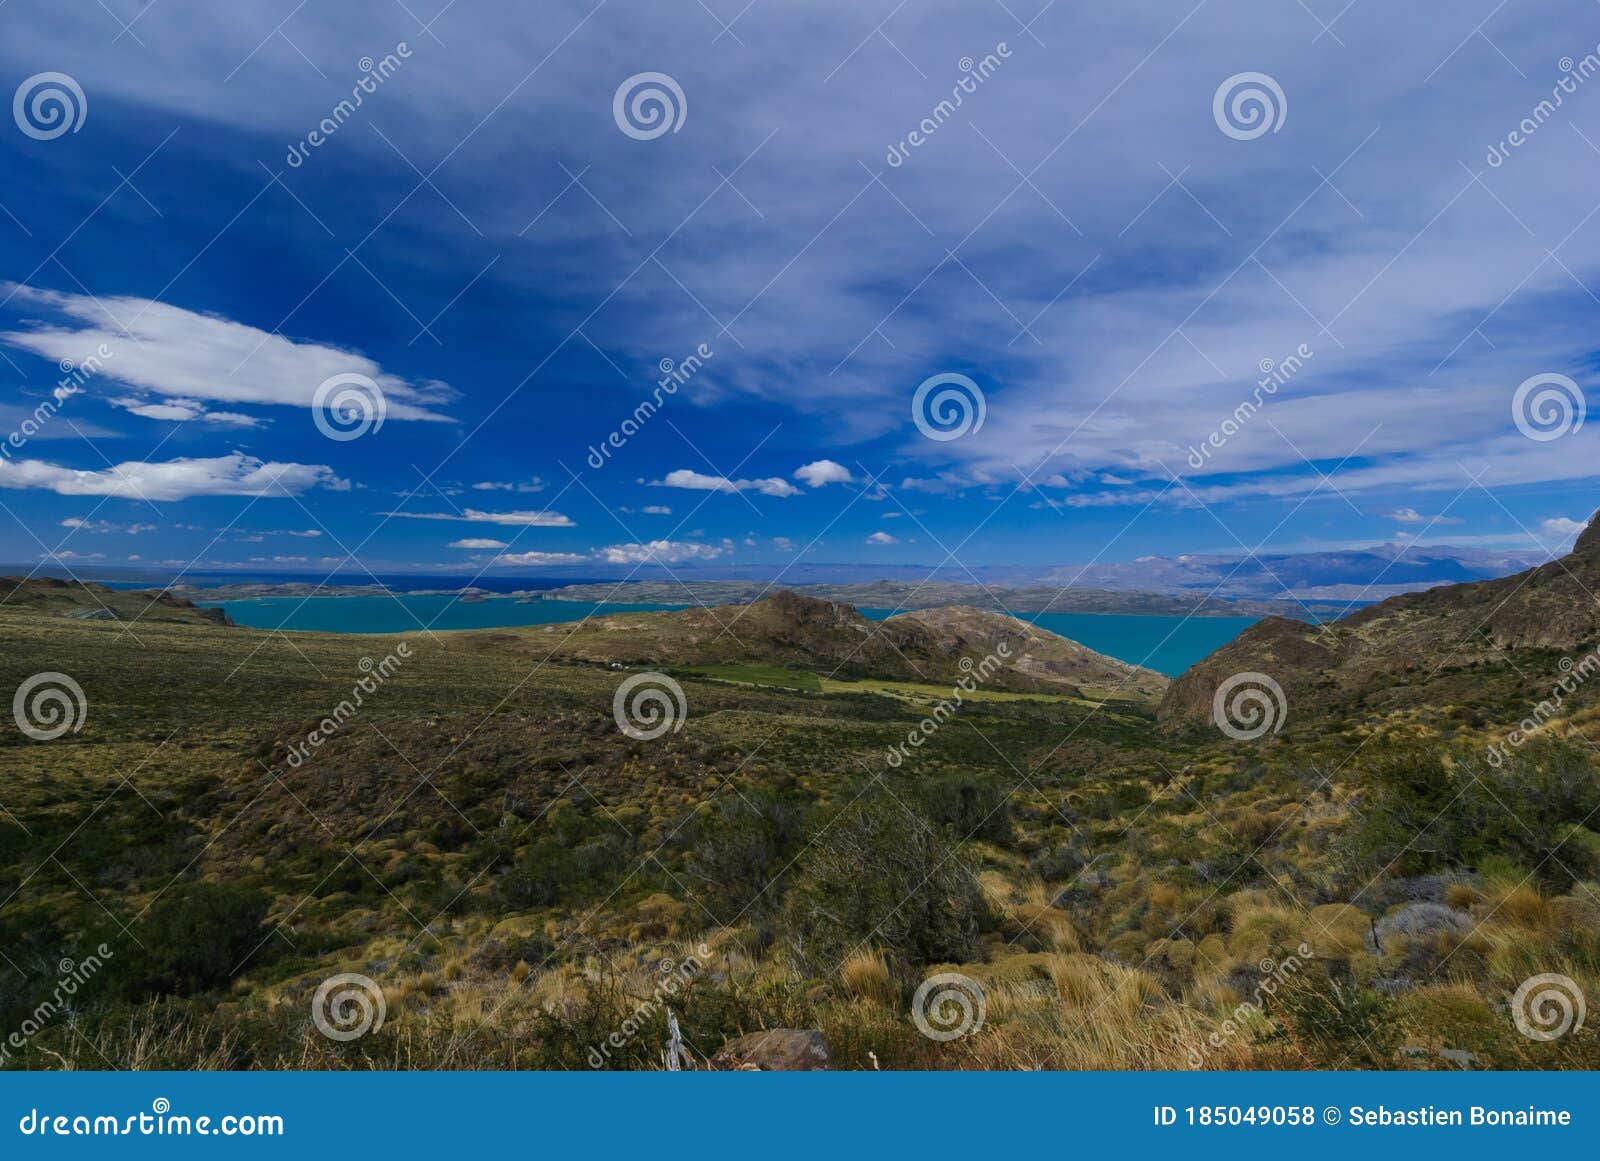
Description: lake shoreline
xmin=195 ymin=590 xmax=1260 ymax=677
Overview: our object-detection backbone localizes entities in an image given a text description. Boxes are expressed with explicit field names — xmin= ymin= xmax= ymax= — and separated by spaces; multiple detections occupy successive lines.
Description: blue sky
xmin=1 ymin=0 xmax=1598 ymax=579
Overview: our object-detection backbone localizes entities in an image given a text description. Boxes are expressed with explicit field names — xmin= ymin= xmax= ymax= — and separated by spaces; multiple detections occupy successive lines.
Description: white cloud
xmin=651 ymin=468 xmax=799 ymax=497
xmin=642 ymin=504 xmax=671 ymax=514
xmin=866 ymin=531 xmax=898 ymax=545
xmin=471 ymin=478 xmax=545 ymax=493
xmin=1540 ymin=516 xmax=1587 ymax=541
xmin=449 ymin=537 xmax=509 ymax=549
xmin=380 ymin=507 xmax=574 ymax=527
xmin=111 ymin=396 xmax=266 ymax=427
xmin=1 ymin=284 xmax=455 ymax=421
xmin=492 ymin=550 xmax=588 ymax=566
xmin=1384 ymin=507 xmax=1463 ymax=526
xmin=794 ymin=459 xmax=853 ymax=488
xmin=0 ymin=452 xmax=343 ymax=501
xmin=593 ymin=539 xmax=724 ymax=564
xmin=60 ymin=517 xmax=157 ymax=533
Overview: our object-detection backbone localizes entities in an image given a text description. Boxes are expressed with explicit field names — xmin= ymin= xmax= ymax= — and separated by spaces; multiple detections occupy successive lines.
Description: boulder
xmin=710 ymin=1028 xmax=833 ymax=1071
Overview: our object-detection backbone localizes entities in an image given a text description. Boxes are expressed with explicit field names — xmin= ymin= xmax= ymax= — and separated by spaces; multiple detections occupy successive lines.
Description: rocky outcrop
xmin=1158 ymin=507 xmax=1600 ymax=730
xmin=710 ymin=1028 xmax=833 ymax=1071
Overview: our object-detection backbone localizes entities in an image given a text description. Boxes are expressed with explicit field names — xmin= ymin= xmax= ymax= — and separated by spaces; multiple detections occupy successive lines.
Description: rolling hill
xmin=1159 ymin=510 xmax=1600 ymax=730
xmin=480 ymin=590 xmax=1168 ymax=702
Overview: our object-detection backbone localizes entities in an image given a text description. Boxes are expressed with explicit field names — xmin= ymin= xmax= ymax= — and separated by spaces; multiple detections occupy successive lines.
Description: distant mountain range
xmin=7 ymin=541 xmax=1552 ymax=611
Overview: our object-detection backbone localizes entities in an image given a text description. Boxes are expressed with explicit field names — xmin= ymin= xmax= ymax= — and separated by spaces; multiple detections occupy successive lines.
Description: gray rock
xmin=711 ymin=1029 xmax=833 ymax=1071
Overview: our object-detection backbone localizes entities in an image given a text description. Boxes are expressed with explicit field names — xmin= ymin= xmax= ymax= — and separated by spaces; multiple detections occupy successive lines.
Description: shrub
xmin=683 ymin=791 xmax=804 ymax=920
xmin=124 ymin=882 xmax=270 ymax=996
xmin=1335 ymin=741 xmax=1600 ymax=891
xmin=915 ymin=774 xmax=1014 ymax=846
xmin=783 ymin=795 xmax=986 ymax=972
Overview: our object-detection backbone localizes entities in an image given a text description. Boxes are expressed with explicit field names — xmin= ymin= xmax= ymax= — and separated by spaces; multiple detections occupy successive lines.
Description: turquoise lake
xmin=202 ymin=595 xmax=1258 ymax=676
xmin=201 ymin=595 xmax=685 ymax=635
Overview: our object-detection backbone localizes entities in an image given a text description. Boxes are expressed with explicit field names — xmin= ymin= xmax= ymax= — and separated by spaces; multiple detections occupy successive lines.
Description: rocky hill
xmin=0 ymin=576 xmax=233 ymax=626
xmin=535 ymin=578 xmax=1339 ymax=618
xmin=496 ymin=590 xmax=1166 ymax=701
xmin=1158 ymin=510 xmax=1600 ymax=729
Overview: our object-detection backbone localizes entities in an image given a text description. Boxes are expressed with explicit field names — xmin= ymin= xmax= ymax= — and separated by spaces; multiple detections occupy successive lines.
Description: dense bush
xmin=124 ymin=882 xmax=270 ymax=996
xmin=783 ymin=794 xmax=986 ymax=972
xmin=493 ymin=833 xmax=630 ymax=910
xmin=684 ymin=791 xmax=805 ymax=921
xmin=914 ymin=773 xmax=1014 ymax=846
xmin=1336 ymin=740 xmax=1600 ymax=890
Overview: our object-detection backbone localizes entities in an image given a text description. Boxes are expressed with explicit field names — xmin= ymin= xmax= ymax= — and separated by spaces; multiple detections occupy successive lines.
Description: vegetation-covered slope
xmin=1159 ymin=511 xmax=1600 ymax=730
xmin=491 ymin=590 xmax=1167 ymax=702
xmin=0 ymin=573 xmax=1596 ymax=1071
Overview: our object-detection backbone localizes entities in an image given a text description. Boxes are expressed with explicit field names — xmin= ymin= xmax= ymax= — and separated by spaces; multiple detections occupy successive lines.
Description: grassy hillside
xmin=0 ymin=583 xmax=1597 ymax=1071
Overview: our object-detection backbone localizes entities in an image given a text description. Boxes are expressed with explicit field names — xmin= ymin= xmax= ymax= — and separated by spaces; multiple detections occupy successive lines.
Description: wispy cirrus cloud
xmin=0 ymin=284 xmax=456 ymax=424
